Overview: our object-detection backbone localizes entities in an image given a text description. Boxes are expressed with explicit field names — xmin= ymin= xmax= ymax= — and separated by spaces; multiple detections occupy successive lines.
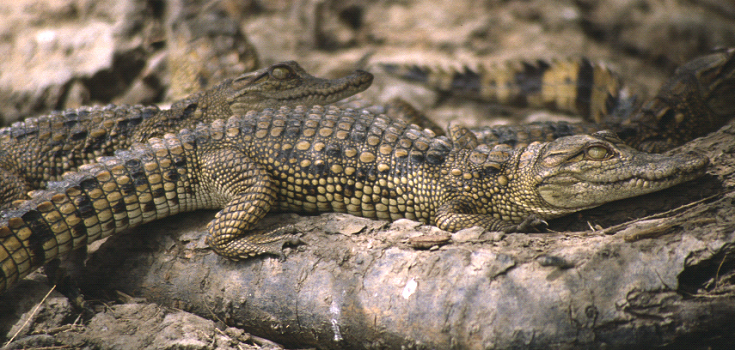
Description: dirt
xmin=1 ymin=0 xmax=735 ymax=349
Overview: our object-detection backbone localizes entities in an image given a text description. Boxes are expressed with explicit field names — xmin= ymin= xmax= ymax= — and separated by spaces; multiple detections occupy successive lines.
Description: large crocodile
xmin=0 ymin=61 xmax=373 ymax=208
xmin=0 ymin=105 xmax=708 ymax=292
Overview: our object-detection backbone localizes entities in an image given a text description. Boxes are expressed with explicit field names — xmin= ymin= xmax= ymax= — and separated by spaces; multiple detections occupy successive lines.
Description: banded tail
xmin=379 ymin=58 xmax=633 ymax=123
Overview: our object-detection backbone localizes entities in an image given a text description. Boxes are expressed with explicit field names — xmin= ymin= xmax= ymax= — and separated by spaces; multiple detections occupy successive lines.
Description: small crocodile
xmin=0 ymin=105 xmax=708 ymax=292
xmin=380 ymin=48 xmax=735 ymax=152
xmin=0 ymin=61 xmax=373 ymax=207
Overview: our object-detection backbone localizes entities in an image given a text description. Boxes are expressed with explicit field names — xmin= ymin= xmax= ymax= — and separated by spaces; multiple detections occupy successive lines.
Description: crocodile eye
xmin=271 ymin=67 xmax=292 ymax=80
xmin=586 ymin=146 xmax=609 ymax=160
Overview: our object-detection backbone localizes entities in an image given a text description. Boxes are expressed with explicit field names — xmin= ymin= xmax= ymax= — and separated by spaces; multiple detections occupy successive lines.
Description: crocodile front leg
xmin=199 ymin=148 xmax=299 ymax=259
xmin=435 ymin=199 xmax=550 ymax=233
xmin=434 ymin=198 xmax=511 ymax=232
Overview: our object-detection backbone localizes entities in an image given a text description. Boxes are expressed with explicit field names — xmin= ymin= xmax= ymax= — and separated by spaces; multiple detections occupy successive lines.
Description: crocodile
xmin=0 ymin=61 xmax=373 ymax=208
xmin=0 ymin=105 xmax=709 ymax=292
xmin=379 ymin=48 xmax=735 ymax=152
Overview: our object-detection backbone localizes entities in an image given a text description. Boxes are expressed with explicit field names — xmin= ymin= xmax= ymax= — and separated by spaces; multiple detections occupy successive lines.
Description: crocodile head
xmin=515 ymin=130 xmax=708 ymax=218
xmin=614 ymin=48 xmax=735 ymax=153
xmin=226 ymin=61 xmax=374 ymax=113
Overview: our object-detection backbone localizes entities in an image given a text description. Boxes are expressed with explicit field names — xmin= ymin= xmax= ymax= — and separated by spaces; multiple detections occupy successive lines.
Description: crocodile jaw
xmin=536 ymin=150 xmax=708 ymax=211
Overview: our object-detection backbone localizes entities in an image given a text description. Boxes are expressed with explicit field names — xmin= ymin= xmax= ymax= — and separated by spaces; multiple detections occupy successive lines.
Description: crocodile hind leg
xmin=200 ymin=149 xmax=300 ymax=260
xmin=382 ymin=98 xmax=484 ymax=150
xmin=384 ymin=97 xmax=446 ymax=137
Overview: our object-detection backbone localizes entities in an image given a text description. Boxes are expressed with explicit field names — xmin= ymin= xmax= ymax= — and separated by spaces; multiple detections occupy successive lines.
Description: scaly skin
xmin=379 ymin=57 xmax=631 ymax=123
xmin=0 ymin=105 xmax=708 ymax=292
xmin=0 ymin=61 xmax=373 ymax=207
xmin=381 ymin=49 xmax=735 ymax=152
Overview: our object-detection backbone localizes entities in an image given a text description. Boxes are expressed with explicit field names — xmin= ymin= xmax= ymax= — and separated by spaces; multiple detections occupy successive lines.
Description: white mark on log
xmin=330 ymin=299 xmax=343 ymax=342
xmin=402 ymin=278 xmax=418 ymax=299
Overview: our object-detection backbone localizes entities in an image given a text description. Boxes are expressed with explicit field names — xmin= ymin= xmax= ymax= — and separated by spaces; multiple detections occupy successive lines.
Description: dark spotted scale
xmin=230 ymin=105 xmax=454 ymax=222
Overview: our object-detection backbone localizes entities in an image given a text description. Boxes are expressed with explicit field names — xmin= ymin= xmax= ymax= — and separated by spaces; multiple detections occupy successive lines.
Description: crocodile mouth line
xmin=541 ymin=167 xmax=706 ymax=189
xmin=272 ymin=73 xmax=373 ymax=102
xmin=597 ymin=169 xmax=704 ymax=187
xmin=600 ymin=173 xmax=702 ymax=191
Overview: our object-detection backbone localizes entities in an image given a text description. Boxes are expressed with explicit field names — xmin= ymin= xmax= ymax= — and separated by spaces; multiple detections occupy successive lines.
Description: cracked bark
xmin=58 ymin=122 xmax=735 ymax=349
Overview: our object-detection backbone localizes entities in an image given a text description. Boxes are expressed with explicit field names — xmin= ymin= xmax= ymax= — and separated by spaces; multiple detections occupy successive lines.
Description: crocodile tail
xmin=0 ymin=134 xmax=195 ymax=293
xmin=379 ymin=58 xmax=631 ymax=123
